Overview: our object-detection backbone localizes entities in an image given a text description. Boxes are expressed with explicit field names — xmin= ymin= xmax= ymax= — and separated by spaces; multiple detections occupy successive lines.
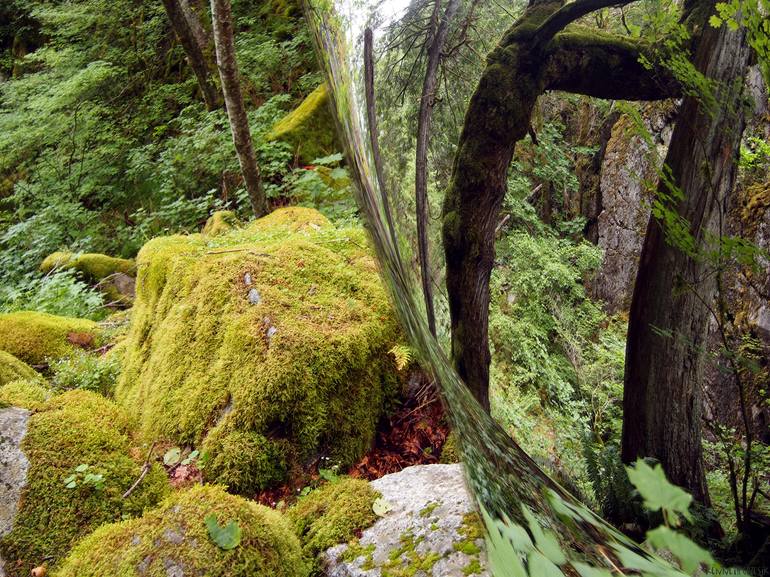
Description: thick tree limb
xmin=543 ymin=31 xmax=682 ymax=99
xmin=532 ymin=0 xmax=638 ymax=48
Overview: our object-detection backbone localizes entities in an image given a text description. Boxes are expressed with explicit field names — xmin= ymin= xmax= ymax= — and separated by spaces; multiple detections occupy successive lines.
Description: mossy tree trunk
xmin=162 ymin=0 xmax=222 ymax=111
xmin=621 ymin=12 xmax=752 ymax=504
xmin=210 ymin=0 xmax=268 ymax=217
xmin=442 ymin=0 xmax=682 ymax=410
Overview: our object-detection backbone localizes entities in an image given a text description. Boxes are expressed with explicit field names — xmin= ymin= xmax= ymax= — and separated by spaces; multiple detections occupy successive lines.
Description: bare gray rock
xmin=323 ymin=464 xmax=489 ymax=577
xmin=0 ymin=408 xmax=31 ymax=577
xmin=594 ymin=103 xmax=675 ymax=312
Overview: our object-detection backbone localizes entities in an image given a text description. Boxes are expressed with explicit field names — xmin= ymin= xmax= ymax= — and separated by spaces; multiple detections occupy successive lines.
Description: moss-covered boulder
xmin=40 ymin=251 xmax=136 ymax=281
xmin=55 ymin=484 xmax=308 ymax=577
xmin=288 ymin=478 xmax=378 ymax=558
xmin=116 ymin=207 xmax=401 ymax=494
xmin=0 ymin=350 xmax=38 ymax=386
xmin=0 ymin=390 xmax=169 ymax=575
xmin=0 ymin=379 xmax=51 ymax=410
xmin=203 ymin=210 xmax=240 ymax=237
xmin=265 ymin=84 xmax=337 ymax=165
xmin=0 ymin=311 xmax=99 ymax=366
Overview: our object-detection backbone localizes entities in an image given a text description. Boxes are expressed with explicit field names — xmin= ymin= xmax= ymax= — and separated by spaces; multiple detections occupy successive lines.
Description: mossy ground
xmin=0 ymin=311 xmax=99 ymax=366
xmin=0 ymin=378 xmax=51 ymax=409
xmin=116 ymin=207 xmax=401 ymax=494
xmin=55 ymin=484 xmax=308 ymax=577
xmin=288 ymin=477 xmax=378 ymax=558
xmin=40 ymin=251 xmax=136 ymax=282
xmin=0 ymin=390 xmax=168 ymax=575
xmin=266 ymin=84 xmax=337 ymax=164
xmin=0 ymin=349 xmax=39 ymax=386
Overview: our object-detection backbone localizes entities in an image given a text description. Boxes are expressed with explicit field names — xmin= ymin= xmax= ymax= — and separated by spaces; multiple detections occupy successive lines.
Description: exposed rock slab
xmin=323 ymin=464 xmax=489 ymax=577
xmin=0 ymin=408 xmax=30 ymax=577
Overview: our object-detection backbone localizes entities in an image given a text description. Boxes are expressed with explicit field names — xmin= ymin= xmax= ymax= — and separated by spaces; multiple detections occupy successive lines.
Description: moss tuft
xmin=40 ymin=251 xmax=136 ymax=282
xmin=0 ymin=390 xmax=168 ymax=575
xmin=265 ymin=84 xmax=338 ymax=165
xmin=0 ymin=311 xmax=100 ymax=366
xmin=202 ymin=210 xmax=240 ymax=236
xmin=0 ymin=378 xmax=51 ymax=410
xmin=202 ymin=424 xmax=290 ymax=493
xmin=288 ymin=477 xmax=378 ymax=558
xmin=439 ymin=430 xmax=461 ymax=464
xmin=0 ymin=350 xmax=39 ymax=386
xmin=116 ymin=207 xmax=400 ymax=494
xmin=55 ymin=484 xmax=308 ymax=577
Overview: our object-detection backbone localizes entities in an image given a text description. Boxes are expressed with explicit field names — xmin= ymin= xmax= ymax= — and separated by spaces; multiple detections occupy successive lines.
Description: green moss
xmin=439 ymin=430 xmax=461 ymax=463
xmin=0 ymin=311 xmax=100 ymax=366
xmin=265 ymin=84 xmax=338 ymax=165
xmin=55 ymin=484 xmax=308 ymax=577
xmin=453 ymin=512 xmax=484 ymax=556
xmin=381 ymin=531 xmax=441 ymax=577
xmin=40 ymin=251 xmax=136 ymax=282
xmin=0 ymin=378 xmax=51 ymax=410
xmin=419 ymin=501 xmax=440 ymax=518
xmin=202 ymin=210 xmax=240 ymax=237
xmin=0 ymin=390 xmax=169 ymax=576
xmin=463 ymin=559 xmax=483 ymax=576
xmin=288 ymin=477 xmax=378 ymax=558
xmin=0 ymin=349 xmax=39 ymax=386
xmin=116 ymin=207 xmax=400 ymax=494
xmin=202 ymin=424 xmax=290 ymax=493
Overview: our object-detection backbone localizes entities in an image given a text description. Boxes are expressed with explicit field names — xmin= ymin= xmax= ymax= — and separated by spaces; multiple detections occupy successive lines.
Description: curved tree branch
xmin=532 ymin=0 xmax=639 ymax=49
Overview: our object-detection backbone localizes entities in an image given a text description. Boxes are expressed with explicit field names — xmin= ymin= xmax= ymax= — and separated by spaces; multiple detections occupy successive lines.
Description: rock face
xmin=593 ymin=103 xmax=675 ymax=312
xmin=0 ymin=408 xmax=30 ymax=577
xmin=324 ymin=464 xmax=489 ymax=577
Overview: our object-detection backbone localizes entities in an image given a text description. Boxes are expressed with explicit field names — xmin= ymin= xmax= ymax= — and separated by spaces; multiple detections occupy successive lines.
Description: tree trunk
xmin=415 ymin=0 xmax=459 ymax=337
xmin=442 ymin=0 xmax=682 ymax=410
xmin=210 ymin=0 xmax=268 ymax=217
xmin=161 ymin=0 xmax=221 ymax=111
xmin=621 ymin=15 xmax=751 ymax=504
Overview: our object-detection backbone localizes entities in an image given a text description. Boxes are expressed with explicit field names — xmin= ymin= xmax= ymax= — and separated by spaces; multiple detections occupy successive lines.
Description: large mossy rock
xmin=0 ymin=390 xmax=169 ymax=575
xmin=0 ymin=350 xmax=38 ymax=386
xmin=116 ymin=207 xmax=401 ymax=493
xmin=40 ymin=251 xmax=136 ymax=281
xmin=55 ymin=485 xmax=308 ymax=577
xmin=265 ymin=84 xmax=337 ymax=165
xmin=0 ymin=311 xmax=99 ymax=366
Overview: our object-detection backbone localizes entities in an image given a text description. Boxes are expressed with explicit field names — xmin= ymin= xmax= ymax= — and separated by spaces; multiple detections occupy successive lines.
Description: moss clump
xmin=0 ymin=378 xmax=51 ymax=410
xmin=202 ymin=424 xmax=290 ymax=493
xmin=265 ymin=84 xmax=338 ymax=164
xmin=40 ymin=251 xmax=136 ymax=282
xmin=0 ymin=311 xmax=99 ymax=366
xmin=288 ymin=478 xmax=378 ymax=558
xmin=0 ymin=349 xmax=39 ymax=385
xmin=55 ymin=484 xmax=307 ymax=577
xmin=0 ymin=390 xmax=169 ymax=575
xmin=439 ymin=430 xmax=461 ymax=464
xmin=203 ymin=210 xmax=240 ymax=236
xmin=116 ymin=207 xmax=400 ymax=494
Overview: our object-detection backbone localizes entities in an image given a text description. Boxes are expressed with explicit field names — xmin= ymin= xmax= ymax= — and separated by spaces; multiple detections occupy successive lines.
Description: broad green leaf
xmin=372 ymin=497 xmax=392 ymax=517
xmin=646 ymin=526 xmax=717 ymax=573
xmin=75 ymin=463 xmax=89 ymax=473
xmin=625 ymin=460 xmax=692 ymax=521
xmin=163 ymin=447 xmax=182 ymax=467
xmin=204 ymin=514 xmax=241 ymax=550
xmin=527 ymin=550 xmax=564 ymax=577
xmin=571 ymin=562 xmax=614 ymax=577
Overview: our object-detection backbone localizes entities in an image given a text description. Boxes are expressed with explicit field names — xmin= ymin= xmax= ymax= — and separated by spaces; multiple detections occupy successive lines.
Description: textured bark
xmin=210 ymin=0 xmax=268 ymax=217
xmin=162 ymin=0 xmax=221 ymax=110
xmin=442 ymin=0 xmax=682 ymax=410
xmin=415 ymin=0 xmax=460 ymax=337
xmin=621 ymin=16 xmax=752 ymax=504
